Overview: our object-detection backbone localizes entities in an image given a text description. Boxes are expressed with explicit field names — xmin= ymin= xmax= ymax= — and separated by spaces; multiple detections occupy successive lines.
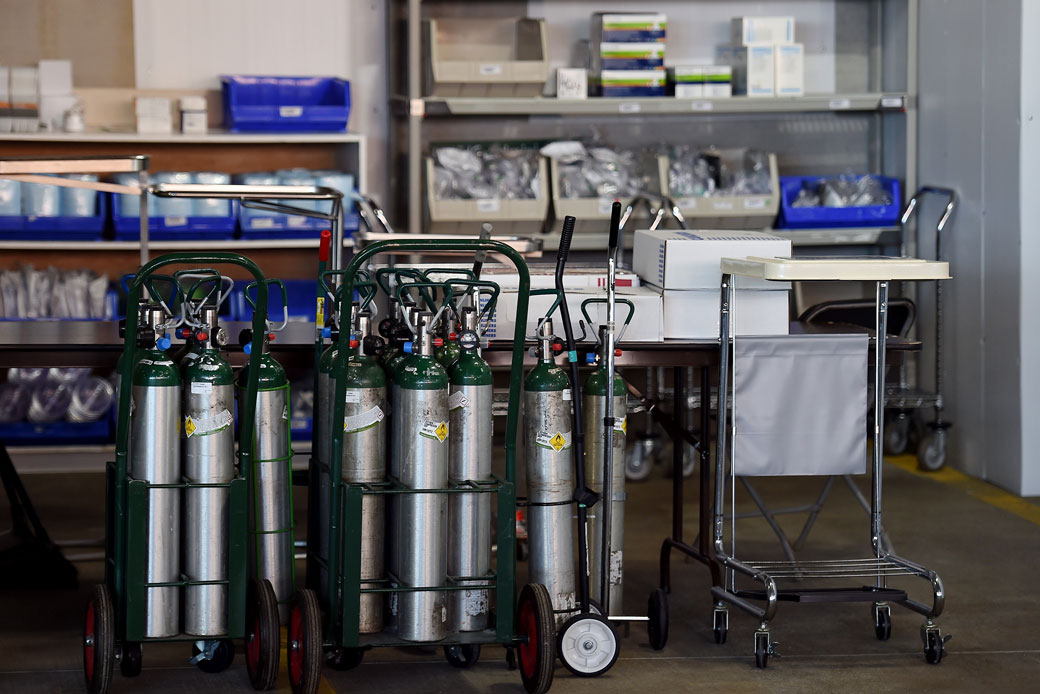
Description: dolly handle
xmin=558 ymin=215 xmax=575 ymax=264
xmin=608 ymin=201 xmax=621 ymax=254
xmin=244 ymin=279 xmax=289 ymax=332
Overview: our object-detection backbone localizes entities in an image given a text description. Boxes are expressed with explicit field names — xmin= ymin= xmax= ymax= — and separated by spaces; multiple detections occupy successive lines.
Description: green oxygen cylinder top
xmin=133 ymin=305 xmax=180 ymax=387
xmin=450 ymin=307 xmax=491 ymax=386
xmin=525 ymin=317 xmax=569 ymax=392
xmin=396 ymin=310 xmax=448 ymax=390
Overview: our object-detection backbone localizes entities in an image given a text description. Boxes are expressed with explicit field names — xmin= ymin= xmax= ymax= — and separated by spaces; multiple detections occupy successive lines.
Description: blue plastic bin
xmin=0 ymin=193 xmax=108 ymax=241
xmin=111 ymin=193 xmax=238 ymax=240
xmin=778 ymin=175 xmax=902 ymax=229
xmin=222 ymin=75 xmax=351 ymax=132
xmin=238 ymin=204 xmax=359 ymax=239
xmin=232 ymin=279 xmax=318 ymax=323
xmin=0 ymin=415 xmax=112 ymax=445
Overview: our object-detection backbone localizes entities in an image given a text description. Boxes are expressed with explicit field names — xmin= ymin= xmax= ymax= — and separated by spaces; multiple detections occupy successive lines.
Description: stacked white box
xmin=632 ymin=229 xmax=791 ymax=339
xmin=590 ymin=13 xmax=667 ymax=97
xmin=731 ymin=17 xmax=794 ymax=45
xmin=718 ymin=45 xmax=775 ymax=97
xmin=724 ymin=16 xmax=803 ymax=98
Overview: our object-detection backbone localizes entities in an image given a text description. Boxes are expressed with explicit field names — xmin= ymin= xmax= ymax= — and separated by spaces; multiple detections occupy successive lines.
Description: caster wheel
xmin=246 ymin=579 xmax=280 ymax=689
xmin=516 ymin=584 xmax=555 ymax=694
xmin=557 ymin=613 xmax=619 ymax=677
xmin=922 ymin=627 xmax=947 ymax=665
xmin=713 ymin=608 xmax=728 ymax=645
xmin=625 ymin=438 xmax=655 ymax=481
xmin=83 ymin=584 xmax=115 ymax=694
xmin=327 ymin=647 xmax=365 ymax=671
xmin=754 ymin=631 xmax=771 ymax=669
xmin=647 ymin=588 xmax=668 ymax=651
xmin=287 ymin=590 xmax=323 ymax=694
xmin=873 ymin=604 xmax=892 ymax=642
xmin=119 ymin=642 xmax=142 ymax=678
xmin=918 ymin=429 xmax=947 ymax=471
xmin=193 ymin=640 xmax=234 ymax=674
xmin=444 ymin=643 xmax=481 ymax=669
xmin=884 ymin=411 xmax=911 ymax=455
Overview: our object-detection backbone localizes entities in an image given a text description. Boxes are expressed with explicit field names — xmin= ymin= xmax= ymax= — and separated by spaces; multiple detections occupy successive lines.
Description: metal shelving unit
xmin=389 ymin=0 xmax=918 ymax=252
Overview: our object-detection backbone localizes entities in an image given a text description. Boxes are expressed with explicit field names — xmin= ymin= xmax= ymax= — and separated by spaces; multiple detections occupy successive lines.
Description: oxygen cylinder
xmin=447 ymin=307 xmax=493 ymax=632
xmin=129 ymin=306 xmax=181 ymax=638
xmin=523 ymin=318 xmax=576 ymax=625
xmin=339 ymin=313 xmax=387 ymax=633
xmin=392 ymin=311 xmax=449 ymax=641
xmin=238 ymin=329 xmax=294 ymax=624
xmin=435 ymin=314 xmax=460 ymax=368
xmin=584 ymin=336 xmax=628 ymax=614
xmin=182 ymin=312 xmax=235 ymax=636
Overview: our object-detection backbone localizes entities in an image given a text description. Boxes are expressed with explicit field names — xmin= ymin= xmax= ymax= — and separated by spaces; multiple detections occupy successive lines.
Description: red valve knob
xmin=196 ymin=331 xmax=208 ymax=341
xmin=449 ymin=332 xmax=458 ymax=341
xmin=268 ymin=332 xmax=276 ymax=342
xmin=179 ymin=328 xmax=191 ymax=338
xmin=552 ymin=343 xmax=563 ymax=352
xmin=615 ymin=348 xmax=623 ymax=357
xmin=349 ymin=339 xmax=359 ymax=348
xmin=433 ymin=338 xmax=444 ymax=347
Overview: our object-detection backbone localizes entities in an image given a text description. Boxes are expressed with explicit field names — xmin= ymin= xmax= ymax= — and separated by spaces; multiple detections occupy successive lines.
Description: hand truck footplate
xmin=734 ymin=586 xmax=908 ymax=604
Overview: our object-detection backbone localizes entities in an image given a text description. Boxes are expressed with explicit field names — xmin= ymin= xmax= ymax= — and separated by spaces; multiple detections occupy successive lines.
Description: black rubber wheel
xmin=83 ymin=584 xmax=114 ymax=694
xmin=754 ymin=632 xmax=770 ymax=669
xmin=557 ymin=613 xmax=619 ymax=677
xmin=924 ymin=630 xmax=945 ymax=664
xmin=883 ymin=411 xmax=911 ymax=455
xmin=287 ymin=589 xmax=323 ymax=694
xmin=713 ymin=610 xmax=728 ymax=645
xmin=246 ymin=579 xmax=280 ymax=690
xmin=874 ymin=607 xmax=892 ymax=642
xmin=918 ymin=429 xmax=947 ymax=471
xmin=119 ymin=642 xmax=142 ymax=678
xmin=647 ymin=588 xmax=668 ymax=651
xmin=194 ymin=640 xmax=235 ymax=673
xmin=516 ymin=583 xmax=555 ymax=694
xmin=327 ymin=647 xmax=365 ymax=671
xmin=444 ymin=643 xmax=481 ymax=669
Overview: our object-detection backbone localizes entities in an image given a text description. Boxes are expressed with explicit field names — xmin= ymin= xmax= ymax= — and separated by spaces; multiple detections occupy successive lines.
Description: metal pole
xmin=872 ymin=281 xmax=889 ymax=569
xmin=138 ymin=169 xmax=149 ymax=268
xmin=713 ymin=275 xmax=732 ymax=552
xmin=599 ymin=205 xmax=620 ymax=613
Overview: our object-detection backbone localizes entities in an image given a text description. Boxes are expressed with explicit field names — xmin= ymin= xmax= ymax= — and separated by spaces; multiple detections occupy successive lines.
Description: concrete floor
xmin=2 ymin=456 xmax=1039 ymax=693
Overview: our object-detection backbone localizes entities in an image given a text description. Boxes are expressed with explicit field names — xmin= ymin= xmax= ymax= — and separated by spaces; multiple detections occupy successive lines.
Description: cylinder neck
xmin=415 ymin=311 xmax=434 ymax=356
xmin=357 ymin=313 xmax=371 ymax=356
xmin=145 ymin=306 xmax=165 ymax=347
xmin=537 ymin=318 xmax=555 ymax=363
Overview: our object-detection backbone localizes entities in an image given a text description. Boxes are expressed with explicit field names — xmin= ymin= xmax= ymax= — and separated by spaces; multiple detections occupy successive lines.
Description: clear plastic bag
xmin=668 ymin=146 xmax=773 ymax=198
xmin=432 ymin=144 xmax=541 ymax=200
xmin=792 ymin=174 xmax=893 ymax=208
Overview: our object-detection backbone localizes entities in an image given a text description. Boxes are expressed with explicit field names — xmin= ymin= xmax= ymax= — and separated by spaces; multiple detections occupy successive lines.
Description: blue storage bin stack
xmin=222 ymin=75 xmax=351 ymax=132
xmin=778 ymin=175 xmax=902 ymax=228
xmin=111 ymin=171 xmax=238 ymax=240
xmin=0 ymin=175 xmax=107 ymax=240
xmin=236 ymin=169 xmax=359 ymax=239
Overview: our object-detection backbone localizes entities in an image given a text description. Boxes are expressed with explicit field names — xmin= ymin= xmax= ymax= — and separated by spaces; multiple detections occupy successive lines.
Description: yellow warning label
xmin=549 ymin=432 xmax=566 ymax=452
xmin=616 ymin=416 xmax=627 ymax=434
xmin=184 ymin=417 xmax=197 ymax=437
xmin=435 ymin=421 xmax=449 ymax=442
xmin=316 ymin=297 xmax=325 ymax=328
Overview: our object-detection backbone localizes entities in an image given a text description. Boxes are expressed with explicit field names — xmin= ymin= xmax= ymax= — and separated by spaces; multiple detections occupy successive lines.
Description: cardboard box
xmin=774 ymin=43 xmax=804 ymax=96
xmin=484 ymin=285 xmax=663 ymax=342
xmin=704 ymin=65 xmax=733 ymax=97
xmin=671 ymin=66 xmax=704 ymax=97
xmin=731 ymin=16 xmax=795 ymax=45
xmin=653 ymin=285 xmax=790 ymax=339
xmin=719 ymin=45 xmax=775 ymax=97
xmin=632 ymin=229 xmax=791 ymax=290
xmin=592 ymin=13 xmax=667 ymax=43
xmin=179 ymin=95 xmax=208 ymax=134
xmin=135 ymin=96 xmax=172 ymax=134
xmin=557 ymin=68 xmax=588 ymax=99
xmin=599 ymin=69 xmax=666 ymax=97
xmin=596 ymin=42 xmax=665 ymax=71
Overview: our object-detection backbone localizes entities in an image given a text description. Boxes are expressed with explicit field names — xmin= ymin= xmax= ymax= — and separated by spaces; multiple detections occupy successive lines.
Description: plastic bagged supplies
xmin=668 ymin=146 xmax=772 ymax=198
xmin=791 ymin=174 xmax=893 ymax=208
xmin=432 ymin=144 xmax=541 ymax=201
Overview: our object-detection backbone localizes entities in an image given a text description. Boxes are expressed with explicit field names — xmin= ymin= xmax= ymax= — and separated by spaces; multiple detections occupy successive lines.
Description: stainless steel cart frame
xmin=711 ymin=256 xmax=951 ymax=668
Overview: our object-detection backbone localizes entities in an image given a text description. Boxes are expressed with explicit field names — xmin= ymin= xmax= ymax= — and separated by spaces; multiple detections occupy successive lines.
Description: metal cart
xmin=710 ymin=255 xmax=951 ymax=667
xmin=83 ymin=253 xmax=278 ymax=694
xmin=291 ymin=238 xmax=557 ymax=694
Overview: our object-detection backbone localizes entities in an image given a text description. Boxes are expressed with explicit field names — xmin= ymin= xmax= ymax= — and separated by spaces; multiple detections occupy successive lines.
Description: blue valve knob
xmin=403 ymin=342 xmax=415 ymax=354
xmin=585 ymin=352 xmax=596 ymax=364
xmin=157 ymin=334 xmax=171 ymax=351
xmin=243 ymin=342 xmax=252 ymax=355
xmin=321 ymin=326 xmax=332 ymax=339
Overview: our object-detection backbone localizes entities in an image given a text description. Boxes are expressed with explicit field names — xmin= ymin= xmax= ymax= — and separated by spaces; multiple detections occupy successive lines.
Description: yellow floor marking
xmin=318 ymin=675 xmax=336 ymax=694
xmin=887 ymin=454 xmax=1040 ymax=527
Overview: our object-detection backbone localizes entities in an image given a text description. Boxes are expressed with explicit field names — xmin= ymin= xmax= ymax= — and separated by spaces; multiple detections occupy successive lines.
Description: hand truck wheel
xmin=326 ymin=646 xmax=365 ymax=671
xmin=516 ymin=583 xmax=555 ymax=694
xmin=193 ymin=639 xmax=235 ymax=673
xmin=557 ymin=613 xmax=619 ymax=678
xmin=754 ymin=630 xmax=771 ymax=669
xmin=922 ymin=625 xmax=947 ymax=665
xmin=873 ymin=603 xmax=892 ymax=642
xmin=444 ymin=643 xmax=481 ymax=668
xmin=119 ymin=642 xmax=142 ymax=678
xmin=246 ymin=579 xmax=280 ymax=690
xmin=647 ymin=588 xmax=668 ymax=650
xmin=712 ymin=606 xmax=728 ymax=645
xmin=287 ymin=589 xmax=323 ymax=694
xmin=83 ymin=584 xmax=115 ymax=694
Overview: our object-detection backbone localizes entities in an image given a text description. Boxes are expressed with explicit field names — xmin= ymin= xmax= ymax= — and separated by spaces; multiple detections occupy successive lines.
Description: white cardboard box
xmin=484 ymin=285 xmax=663 ymax=342
xmin=556 ymin=68 xmax=588 ymax=99
xmin=632 ymin=229 xmax=791 ymax=291
xmin=731 ymin=16 xmax=795 ymax=45
xmin=653 ymin=285 xmax=790 ymax=339
xmin=718 ymin=45 xmax=775 ymax=97
xmin=775 ymin=43 xmax=804 ymax=96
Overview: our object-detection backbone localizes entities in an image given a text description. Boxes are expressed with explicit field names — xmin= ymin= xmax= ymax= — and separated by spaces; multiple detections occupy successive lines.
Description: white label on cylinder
xmin=536 ymin=430 xmax=571 ymax=452
xmin=185 ymin=409 xmax=232 ymax=438
xmin=282 ymin=404 xmax=289 ymax=420
xmin=609 ymin=550 xmax=623 ymax=585
xmin=479 ymin=63 xmax=503 ymax=76
xmin=562 ymin=388 xmax=572 ymax=401
xmin=448 ymin=390 xmax=470 ymax=411
xmin=343 ymin=405 xmax=384 ymax=433
xmin=614 ymin=416 xmax=627 ymax=434
xmin=190 ymin=381 xmax=212 ymax=395
xmin=463 ymin=589 xmax=489 ymax=617
xmin=420 ymin=420 xmax=449 ymax=442
xmin=344 ymin=389 xmax=361 ymax=404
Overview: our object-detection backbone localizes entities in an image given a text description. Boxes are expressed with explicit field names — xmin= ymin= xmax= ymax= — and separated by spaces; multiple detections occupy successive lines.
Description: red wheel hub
xmin=246 ymin=615 xmax=261 ymax=671
xmin=84 ymin=602 xmax=96 ymax=681
xmin=517 ymin=598 xmax=537 ymax=680
xmin=288 ymin=604 xmax=304 ymax=685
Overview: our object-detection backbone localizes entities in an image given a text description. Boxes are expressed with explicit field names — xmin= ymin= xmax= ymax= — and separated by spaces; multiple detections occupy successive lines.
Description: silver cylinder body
xmin=393 ymin=386 xmax=449 ymax=641
xmin=183 ymin=383 xmax=235 ymax=636
xmin=316 ymin=369 xmax=332 ymax=602
xmin=342 ymin=384 xmax=387 ymax=634
xmin=248 ymin=386 xmax=293 ymax=624
xmin=130 ymin=384 xmax=181 ymax=638
xmin=447 ymin=383 xmax=493 ymax=632
xmin=524 ymin=388 xmax=576 ymax=626
xmin=585 ymin=393 xmax=627 ymax=614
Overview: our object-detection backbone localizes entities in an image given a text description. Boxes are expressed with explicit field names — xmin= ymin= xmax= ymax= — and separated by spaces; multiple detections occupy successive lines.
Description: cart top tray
xmin=721 ymin=255 xmax=951 ymax=282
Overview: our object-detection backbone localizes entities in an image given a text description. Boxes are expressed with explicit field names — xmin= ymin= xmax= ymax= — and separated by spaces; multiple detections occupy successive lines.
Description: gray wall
xmin=917 ymin=0 xmax=1028 ymax=492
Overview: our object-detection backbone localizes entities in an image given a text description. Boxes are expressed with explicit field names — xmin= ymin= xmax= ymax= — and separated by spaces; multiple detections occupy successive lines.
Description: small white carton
xmin=703 ymin=65 xmax=733 ymax=97
xmin=632 ymin=229 xmax=792 ymax=290
xmin=718 ymin=45 xmax=774 ymax=97
xmin=135 ymin=96 xmax=172 ymax=134
xmin=652 ymin=285 xmax=790 ymax=339
xmin=775 ymin=43 xmax=804 ymax=96
xmin=671 ymin=66 xmax=704 ymax=98
xmin=556 ymin=68 xmax=588 ymax=99
xmin=731 ymin=16 xmax=795 ymax=45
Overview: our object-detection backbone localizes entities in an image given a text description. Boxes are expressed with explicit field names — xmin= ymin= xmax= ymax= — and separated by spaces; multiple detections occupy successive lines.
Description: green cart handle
xmin=121 ymin=272 xmax=181 ymax=321
xmin=579 ymin=297 xmax=635 ymax=343
xmin=421 ymin=267 xmax=476 ymax=283
xmin=394 ymin=280 xmax=454 ymax=334
xmin=245 ymin=279 xmax=289 ymax=332
xmin=374 ymin=267 xmax=426 ymax=302
xmin=177 ymin=269 xmax=235 ymax=328
xmin=442 ymin=278 xmax=501 ymax=327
